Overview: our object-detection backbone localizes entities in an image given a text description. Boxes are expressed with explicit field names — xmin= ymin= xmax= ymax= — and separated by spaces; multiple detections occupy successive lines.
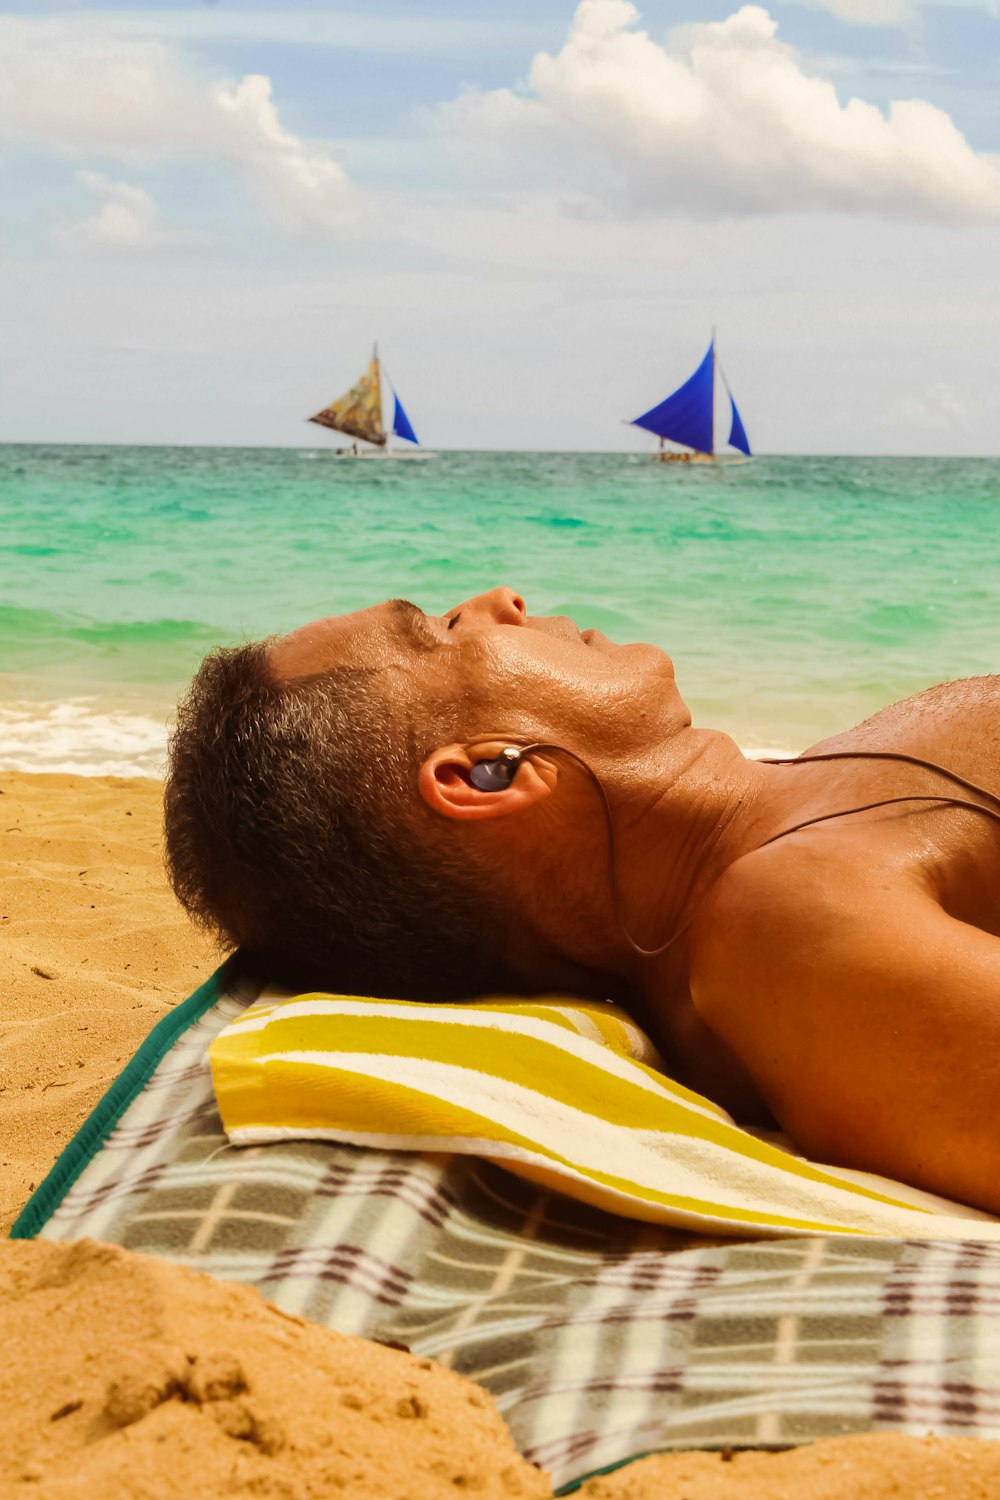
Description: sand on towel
xmin=0 ymin=773 xmax=220 ymax=1234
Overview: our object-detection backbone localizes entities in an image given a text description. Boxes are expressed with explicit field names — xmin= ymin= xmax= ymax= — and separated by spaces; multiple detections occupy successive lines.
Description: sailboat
xmin=308 ymin=345 xmax=432 ymax=459
xmin=629 ymin=334 xmax=751 ymax=462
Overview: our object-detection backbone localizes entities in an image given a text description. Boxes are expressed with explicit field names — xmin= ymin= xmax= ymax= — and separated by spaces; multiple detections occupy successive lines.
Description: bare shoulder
xmin=687 ymin=832 xmax=1000 ymax=1211
xmin=691 ymin=831 xmax=869 ymax=978
xmin=806 ymin=675 xmax=1000 ymax=793
xmin=687 ymin=828 xmax=921 ymax=1046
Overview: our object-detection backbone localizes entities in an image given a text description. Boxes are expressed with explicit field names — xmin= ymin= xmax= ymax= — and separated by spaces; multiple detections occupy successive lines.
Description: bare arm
xmin=691 ymin=852 xmax=1000 ymax=1214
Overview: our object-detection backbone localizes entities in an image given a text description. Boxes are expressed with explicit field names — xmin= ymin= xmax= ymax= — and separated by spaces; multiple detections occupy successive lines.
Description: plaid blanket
xmin=13 ymin=960 xmax=1000 ymax=1492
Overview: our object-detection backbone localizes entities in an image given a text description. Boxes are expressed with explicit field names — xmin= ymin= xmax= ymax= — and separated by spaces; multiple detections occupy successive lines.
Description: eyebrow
xmin=388 ymin=598 xmax=439 ymax=651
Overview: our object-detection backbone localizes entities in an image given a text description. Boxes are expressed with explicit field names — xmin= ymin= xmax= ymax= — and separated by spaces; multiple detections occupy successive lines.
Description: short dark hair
xmin=164 ymin=641 xmax=516 ymax=1000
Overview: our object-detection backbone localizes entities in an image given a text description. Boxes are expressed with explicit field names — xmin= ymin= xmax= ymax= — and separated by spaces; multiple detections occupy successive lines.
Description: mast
xmin=717 ymin=337 xmax=753 ymax=458
xmin=381 ymin=355 xmax=421 ymax=447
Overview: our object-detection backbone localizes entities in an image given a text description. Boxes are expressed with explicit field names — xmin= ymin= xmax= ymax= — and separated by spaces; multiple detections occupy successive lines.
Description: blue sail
xmin=630 ymin=341 xmax=715 ymax=455
xmin=727 ymin=392 xmax=751 ymax=456
xmin=391 ymin=391 xmax=419 ymax=445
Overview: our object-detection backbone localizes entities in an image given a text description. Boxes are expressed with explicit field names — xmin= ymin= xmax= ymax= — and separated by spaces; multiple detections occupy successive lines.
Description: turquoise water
xmin=2 ymin=444 xmax=999 ymax=773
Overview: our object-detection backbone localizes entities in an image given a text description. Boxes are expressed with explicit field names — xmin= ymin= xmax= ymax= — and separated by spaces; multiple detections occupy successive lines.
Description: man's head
xmin=164 ymin=587 xmax=686 ymax=998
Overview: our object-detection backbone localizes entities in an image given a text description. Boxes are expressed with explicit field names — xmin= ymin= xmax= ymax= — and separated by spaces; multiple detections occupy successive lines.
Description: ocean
xmin=2 ymin=444 xmax=999 ymax=776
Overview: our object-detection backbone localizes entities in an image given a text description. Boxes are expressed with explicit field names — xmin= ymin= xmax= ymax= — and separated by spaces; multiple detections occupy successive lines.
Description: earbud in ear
xmin=469 ymin=747 xmax=524 ymax=792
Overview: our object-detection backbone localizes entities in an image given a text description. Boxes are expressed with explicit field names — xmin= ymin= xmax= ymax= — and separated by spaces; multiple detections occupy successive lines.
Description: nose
xmin=457 ymin=587 xmax=526 ymax=626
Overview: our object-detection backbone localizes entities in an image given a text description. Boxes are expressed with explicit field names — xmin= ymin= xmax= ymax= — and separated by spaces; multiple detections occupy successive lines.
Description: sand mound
xmin=582 ymin=1431 xmax=1000 ymax=1497
xmin=0 ymin=1238 xmax=549 ymax=1499
xmin=5 ymin=1239 xmax=1000 ymax=1499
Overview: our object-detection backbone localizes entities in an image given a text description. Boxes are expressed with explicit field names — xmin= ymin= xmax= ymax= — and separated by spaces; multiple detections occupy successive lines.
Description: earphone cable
xmin=502 ymin=742 xmax=1000 ymax=962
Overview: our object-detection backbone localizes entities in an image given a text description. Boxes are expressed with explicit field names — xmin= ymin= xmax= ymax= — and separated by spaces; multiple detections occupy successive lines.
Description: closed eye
xmin=447 ymin=612 xmax=462 ymax=630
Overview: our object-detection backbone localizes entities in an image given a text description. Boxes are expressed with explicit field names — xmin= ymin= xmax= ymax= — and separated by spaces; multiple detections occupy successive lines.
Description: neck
xmin=503 ymin=726 xmax=774 ymax=999
xmin=604 ymin=727 xmax=771 ymax=980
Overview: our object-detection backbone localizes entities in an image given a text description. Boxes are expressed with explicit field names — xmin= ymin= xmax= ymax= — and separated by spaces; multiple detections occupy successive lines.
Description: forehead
xmin=269 ymin=605 xmax=393 ymax=679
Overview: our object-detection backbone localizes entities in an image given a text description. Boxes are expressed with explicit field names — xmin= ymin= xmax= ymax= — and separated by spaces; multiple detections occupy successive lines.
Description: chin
xmin=624 ymin=642 xmax=675 ymax=676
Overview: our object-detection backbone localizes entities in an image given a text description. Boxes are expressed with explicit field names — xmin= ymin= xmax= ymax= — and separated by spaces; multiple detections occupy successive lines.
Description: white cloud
xmin=441 ymin=0 xmax=1000 ymax=221
xmin=55 ymin=173 xmax=163 ymax=252
xmin=51 ymin=171 xmax=210 ymax=254
xmin=0 ymin=16 xmax=355 ymax=235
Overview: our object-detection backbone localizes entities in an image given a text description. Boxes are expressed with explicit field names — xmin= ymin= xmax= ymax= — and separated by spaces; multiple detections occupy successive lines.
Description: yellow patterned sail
xmin=308 ymin=349 xmax=386 ymax=446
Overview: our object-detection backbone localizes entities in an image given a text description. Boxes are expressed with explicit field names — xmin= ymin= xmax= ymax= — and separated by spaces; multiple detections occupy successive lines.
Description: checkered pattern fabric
xmin=19 ymin=971 xmax=1000 ymax=1490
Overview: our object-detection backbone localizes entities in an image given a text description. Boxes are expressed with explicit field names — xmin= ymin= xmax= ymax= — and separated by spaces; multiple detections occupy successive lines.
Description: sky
xmin=1 ymin=0 xmax=999 ymax=453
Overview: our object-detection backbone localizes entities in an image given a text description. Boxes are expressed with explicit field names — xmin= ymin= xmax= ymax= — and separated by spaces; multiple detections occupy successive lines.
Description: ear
xmin=418 ymin=744 xmax=555 ymax=822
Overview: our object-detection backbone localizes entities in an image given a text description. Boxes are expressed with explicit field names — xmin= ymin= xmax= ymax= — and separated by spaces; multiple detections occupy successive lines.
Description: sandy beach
xmin=0 ymin=772 xmax=220 ymax=1234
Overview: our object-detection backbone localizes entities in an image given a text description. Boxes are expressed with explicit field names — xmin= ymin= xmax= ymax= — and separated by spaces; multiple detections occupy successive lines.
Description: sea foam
xmin=0 ymin=698 xmax=168 ymax=778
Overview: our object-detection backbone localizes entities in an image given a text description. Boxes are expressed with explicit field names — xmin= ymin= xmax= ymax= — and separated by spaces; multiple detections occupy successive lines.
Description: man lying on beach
xmin=165 ymin=588 xmax=1000 ymax=1216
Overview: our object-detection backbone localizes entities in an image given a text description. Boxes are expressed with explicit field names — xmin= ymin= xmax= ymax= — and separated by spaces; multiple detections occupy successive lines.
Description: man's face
xmin=269 ymin=586 xmax=689 ymax=757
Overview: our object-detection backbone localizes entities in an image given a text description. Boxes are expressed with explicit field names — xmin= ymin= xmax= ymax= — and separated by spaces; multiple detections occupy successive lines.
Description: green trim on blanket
xmin=553 ymin=1452 xmax=654 ymax=1494
xmin=9 ymin=953 xmax=244 ymax=1241
xmin=551 ymin=1452 xmax=653 ymax=1488
xmin=554 ymin=1444 xmax=793 ymax=1493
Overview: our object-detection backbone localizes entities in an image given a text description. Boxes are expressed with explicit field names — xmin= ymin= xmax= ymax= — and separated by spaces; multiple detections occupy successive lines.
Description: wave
xmin=0 ymin=698 xmax=169 ymax=778
xmin=0 ymin=603 xmax=221 ymax=645
xmin=0 ymin=604 xmax=226 ymax=687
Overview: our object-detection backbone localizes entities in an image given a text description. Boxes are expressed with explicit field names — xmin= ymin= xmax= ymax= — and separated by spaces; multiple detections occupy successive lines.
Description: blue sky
xmin=2 ymin=1 xmax=999 ymax=452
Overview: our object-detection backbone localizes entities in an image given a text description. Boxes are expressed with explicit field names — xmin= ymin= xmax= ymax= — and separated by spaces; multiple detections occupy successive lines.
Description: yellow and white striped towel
xmin=208 ymin=992 xmax=1000 ymax=1241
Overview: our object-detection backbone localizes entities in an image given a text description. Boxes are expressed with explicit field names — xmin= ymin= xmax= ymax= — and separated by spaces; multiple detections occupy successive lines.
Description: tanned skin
xmin=270 ymin=588 xmax=1000 ymax=1215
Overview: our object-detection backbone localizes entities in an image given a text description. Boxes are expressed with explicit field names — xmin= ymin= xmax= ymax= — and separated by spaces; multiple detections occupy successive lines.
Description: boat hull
xmin=652 ymin=450 xmax=748 ymax=465
xmin=327 ymin=448 xmax=435 ymax=461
